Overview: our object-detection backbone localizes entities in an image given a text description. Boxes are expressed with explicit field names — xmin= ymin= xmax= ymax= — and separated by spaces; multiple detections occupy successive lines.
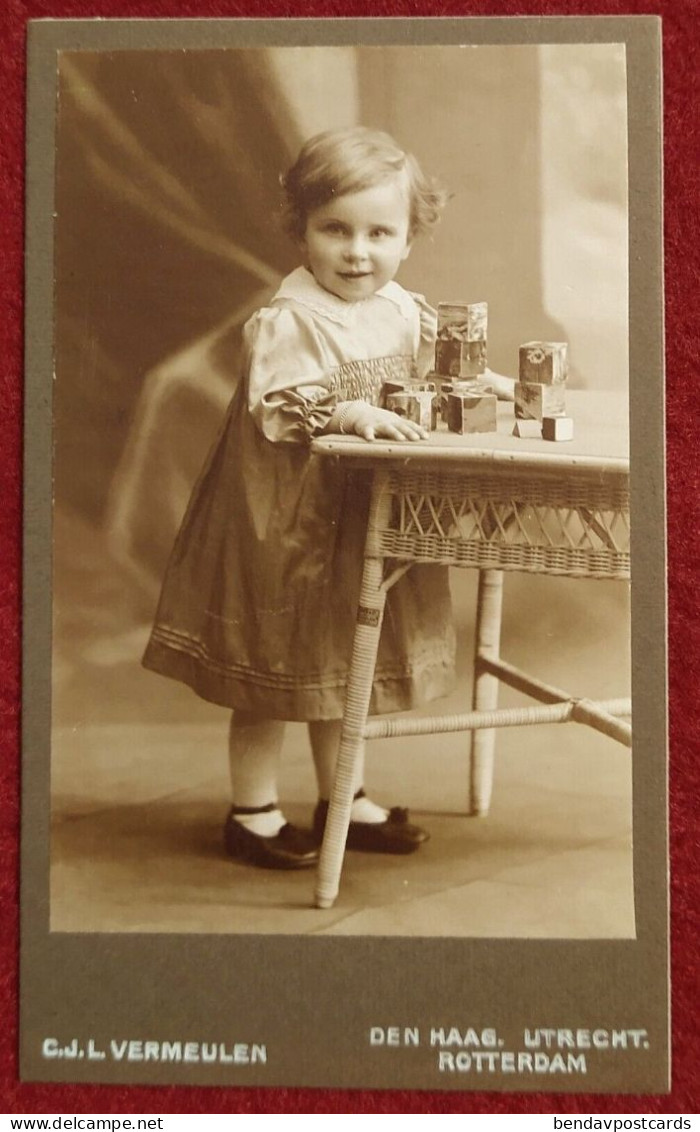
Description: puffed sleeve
xmin=243 ymin=306 xmax=338 ymax=444
xmin=408 ymin=291 xmax=438 ymax=377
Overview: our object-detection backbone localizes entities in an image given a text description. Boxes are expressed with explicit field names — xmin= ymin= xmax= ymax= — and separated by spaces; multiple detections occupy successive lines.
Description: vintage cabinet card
xmin=21 ymin=16 xmax=667 ymax=1092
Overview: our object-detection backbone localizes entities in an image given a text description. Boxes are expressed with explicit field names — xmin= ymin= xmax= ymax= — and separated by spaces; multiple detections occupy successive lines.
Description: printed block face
xmin=439 ymin=379 xmax=489 ymax=421
xmin=386 ymin=391 xmax=437 ymax=431
xmin=437 ymin=301 xmax=488 ymax=341
xmin=514 ymin=381 xmax=566 ymax=421
xmin=380 ymin=379 xmax=411 ymax=407
xmin=519 ymin=341 xmax=568 ymax=385
xmin=512 ymin=418 xmax=543 ymax=439
xmin=440 ymin=379 xmax=484 ymax=393
xmin=542 ymin=415 xmax=574 ymax=441
xmin=446 ymin=392 xmax=497 ymax=434
xmin=435 ymin=338 xmax=487 ymax=378
xmin=439 ymin=381 xmax=458 ymax=422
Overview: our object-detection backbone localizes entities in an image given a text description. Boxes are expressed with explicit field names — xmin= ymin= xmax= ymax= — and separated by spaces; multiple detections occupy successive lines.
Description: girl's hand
xmin=339 ymin=403 xmax=429 ymax=442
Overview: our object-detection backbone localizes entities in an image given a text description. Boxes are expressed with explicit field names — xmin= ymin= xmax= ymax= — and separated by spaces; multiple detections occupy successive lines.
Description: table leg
xmin=315 ymin=471 xmax=391 ymax=910
xmin=469 ymin=568 xmax=504 ymax=816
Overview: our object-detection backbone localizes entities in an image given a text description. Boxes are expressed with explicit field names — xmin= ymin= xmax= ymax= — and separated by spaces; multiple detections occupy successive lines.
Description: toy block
xmin=440 ymin=378 xmax=483 ymax=392
xmin=512 ymin=419 xmax=543 ymax=439
xmin=446 ymin=392 xmax=497 ymax=435
xmin=439 ymin=378 xmax=483 ymax=398
xmin=437 ymin=301 xmax=488 ymax=342
xmin=435 ymin=338 xmax=487 ymax=378
xmin=438 ymin=379 xmax=484 ymax=422
xmin=386 ymin=391 xmax=437 ymax=431
xmin=422 ymin=374 xmax=445 ymax=418
xmin=519 ymin=342 xmax=568 ymax=385
xmin=438 ymin=381 xmax=456 ymax=423
xmin=380 ymin=379 xmax=411 ymax=407
xmin=542 ymin=415 xmax=574 ymax=441
xmin=514 ymin=381 xmax=566 ymax=421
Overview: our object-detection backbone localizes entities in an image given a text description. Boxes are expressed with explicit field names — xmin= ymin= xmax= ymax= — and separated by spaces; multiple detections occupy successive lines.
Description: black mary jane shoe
xmin=313 ymin=795 xmax=430 ymax=855
xmin=224 ymin=809 xmax=319 ymax=870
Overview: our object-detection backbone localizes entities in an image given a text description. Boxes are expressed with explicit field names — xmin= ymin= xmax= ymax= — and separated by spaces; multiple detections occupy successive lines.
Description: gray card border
xmin=22 ymin=16 xmax=667 ymax=1093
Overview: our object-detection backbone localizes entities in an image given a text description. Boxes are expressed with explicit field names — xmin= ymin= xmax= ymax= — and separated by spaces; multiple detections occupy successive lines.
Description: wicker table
xmin=310 ymin=390 xmax=631 ymax=909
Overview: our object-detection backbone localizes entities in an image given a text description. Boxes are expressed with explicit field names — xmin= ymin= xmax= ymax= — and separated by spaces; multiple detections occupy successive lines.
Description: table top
xmin=312 ymin=390 xmax=629 ymax=475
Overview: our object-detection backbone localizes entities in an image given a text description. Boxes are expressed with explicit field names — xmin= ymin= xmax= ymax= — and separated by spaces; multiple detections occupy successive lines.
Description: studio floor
xmin=50 ymin=510 xmax=635 ymax=939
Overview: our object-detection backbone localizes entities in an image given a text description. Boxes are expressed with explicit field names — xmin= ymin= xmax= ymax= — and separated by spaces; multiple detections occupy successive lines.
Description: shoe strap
xmin=230 ymin=802 xmax=278 ymax=815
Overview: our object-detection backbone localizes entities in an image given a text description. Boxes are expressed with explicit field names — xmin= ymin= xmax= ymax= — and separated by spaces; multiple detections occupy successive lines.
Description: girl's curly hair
xmin=280 ymin=126 xmax=449 ymax=242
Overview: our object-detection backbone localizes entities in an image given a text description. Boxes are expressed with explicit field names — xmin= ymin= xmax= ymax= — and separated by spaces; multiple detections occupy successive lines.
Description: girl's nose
xmin=344 ymin=235 xmax=368 ymax=262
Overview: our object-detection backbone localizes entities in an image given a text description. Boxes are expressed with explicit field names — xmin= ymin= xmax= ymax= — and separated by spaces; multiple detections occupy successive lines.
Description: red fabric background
xmin=1 ymin=0 xmax=697 ymax=1115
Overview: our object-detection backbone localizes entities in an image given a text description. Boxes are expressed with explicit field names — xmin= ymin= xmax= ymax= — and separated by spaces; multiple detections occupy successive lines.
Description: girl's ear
xmin=400 ymin=240 xmax=413 ymax=262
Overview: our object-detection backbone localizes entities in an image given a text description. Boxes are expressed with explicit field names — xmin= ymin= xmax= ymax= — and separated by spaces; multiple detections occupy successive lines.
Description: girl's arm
xmin=246 ymin=307 xmax=339 ymax=444
xmin=484 ymin=368 xmax=516 ymax=401
xmin=409 ymin=290 xmax=438 ymax=378
xmin=246 ymin=306 xmax=428 ymax=444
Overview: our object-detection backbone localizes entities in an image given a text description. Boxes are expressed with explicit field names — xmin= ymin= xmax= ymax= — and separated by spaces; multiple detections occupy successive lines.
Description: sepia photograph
xmin=21 ymin=16 xmax=667 ymax=1092
xmin=49 ymin=40 xmax=633 ymax=938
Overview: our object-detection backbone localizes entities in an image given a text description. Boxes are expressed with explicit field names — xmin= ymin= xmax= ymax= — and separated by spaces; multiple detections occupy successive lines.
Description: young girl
xmin=143 ymin=127 xmax=506 ymax=870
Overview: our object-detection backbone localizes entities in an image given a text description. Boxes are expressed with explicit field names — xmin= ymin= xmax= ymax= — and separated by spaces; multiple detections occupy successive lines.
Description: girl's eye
xmin=370 ymin=227 xmax=394 ymax=239
xmin=322 ymin=222 xmax=346 ymax=235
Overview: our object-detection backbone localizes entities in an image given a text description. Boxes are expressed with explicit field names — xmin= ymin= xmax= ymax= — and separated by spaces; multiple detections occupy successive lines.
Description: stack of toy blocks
xmin=514 ymin=341 xmax=573 ymax=441
xmin=433 ymin=302 xmax=497 ymax=434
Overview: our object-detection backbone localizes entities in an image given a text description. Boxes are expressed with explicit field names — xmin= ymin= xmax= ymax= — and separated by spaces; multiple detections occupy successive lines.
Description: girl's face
xmin=301 ymin=176 xmax=412 ymax=302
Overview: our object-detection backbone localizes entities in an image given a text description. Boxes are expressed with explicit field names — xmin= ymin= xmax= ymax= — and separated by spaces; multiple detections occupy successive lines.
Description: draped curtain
xmin=54 ymin=48 xmax=359 ymax=589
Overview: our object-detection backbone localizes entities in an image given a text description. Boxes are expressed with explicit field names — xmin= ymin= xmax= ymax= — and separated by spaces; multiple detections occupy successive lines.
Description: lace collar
xmin=273 ymin=266 xmax=416 ymax=326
